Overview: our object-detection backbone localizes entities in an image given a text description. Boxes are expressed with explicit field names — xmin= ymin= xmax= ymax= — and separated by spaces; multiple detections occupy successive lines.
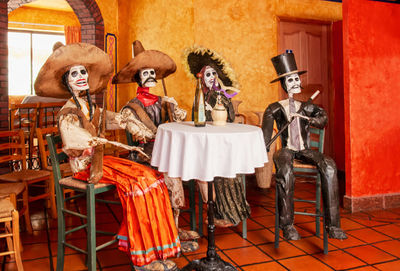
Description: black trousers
xmin=273 ymin=148 xmax=341 ymax=229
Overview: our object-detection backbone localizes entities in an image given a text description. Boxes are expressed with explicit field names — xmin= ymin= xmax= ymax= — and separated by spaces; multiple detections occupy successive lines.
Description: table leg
xmin=182 ymin=181 xmax=236 ymax=271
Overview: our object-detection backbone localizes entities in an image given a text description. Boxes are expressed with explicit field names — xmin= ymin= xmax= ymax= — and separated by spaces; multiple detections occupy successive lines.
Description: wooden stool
xmin=0 ymin=198 xmax=24 ymax=270
xmin=0 ymin=182 xmax=32 ymax=234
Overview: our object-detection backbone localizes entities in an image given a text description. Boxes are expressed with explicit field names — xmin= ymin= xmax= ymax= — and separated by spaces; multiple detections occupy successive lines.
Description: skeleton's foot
xmin=181 ymin=241 xmax=199 ymax=253
xmin=134 ymin=259 xmax=178 ymax=271
xmin=282 ymin=225 xmax=301 ymax=240
xmin=205 ymin=216 xmax=235 ymax=228
xmin=179 ymin=229 xmax=200 ymax=241
xmin=327 ymin=226 xmax=347 ymax=240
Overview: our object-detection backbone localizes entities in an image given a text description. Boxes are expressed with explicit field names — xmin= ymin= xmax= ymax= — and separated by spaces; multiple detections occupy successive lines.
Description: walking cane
xmin=265 ymin=90 xmax=320 ymax=150
xmin=162 ymin=78 xmax=174 ymax=121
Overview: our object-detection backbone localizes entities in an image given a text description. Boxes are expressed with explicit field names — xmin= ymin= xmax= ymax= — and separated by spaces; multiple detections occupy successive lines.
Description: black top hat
xmin=270 ymin=50 xmax=306 ymax=83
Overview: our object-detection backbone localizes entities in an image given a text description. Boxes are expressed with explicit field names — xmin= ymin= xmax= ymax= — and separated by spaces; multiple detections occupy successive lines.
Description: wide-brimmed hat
xmin=112 ymin=40 xmax=176 ymax=84
xmin=270 ymin=50 xmax=306 ymax=83
xmin=34 ymin=42 xmax=113 ymax=98
xmin=182 ymin=45 xmax=239 ymax=89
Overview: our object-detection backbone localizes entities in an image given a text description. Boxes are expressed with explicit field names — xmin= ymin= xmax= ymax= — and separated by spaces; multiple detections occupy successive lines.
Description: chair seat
xmin=0 ymin=169 xmax=50 ymax=182
xmin=59 ymin=177 xmax=112 ymax=190
xmin=46 ymin=163 xmax=72 ymax=176
xmin=0 ymin=198 xmax=15 ymax=218
xmin=0 ymin=183 xmax=25 ymax=196
xmin=293 ymin=160 xmax=316 ymax=169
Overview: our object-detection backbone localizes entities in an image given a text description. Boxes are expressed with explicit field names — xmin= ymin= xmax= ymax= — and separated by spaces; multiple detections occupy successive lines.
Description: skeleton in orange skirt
xmin=34 ymin=42 xmax=180 ymax=270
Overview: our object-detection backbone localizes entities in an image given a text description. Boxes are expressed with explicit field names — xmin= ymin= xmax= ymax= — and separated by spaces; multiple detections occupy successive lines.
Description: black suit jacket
xmin=261 ymin=100 xmax=327 ymax=151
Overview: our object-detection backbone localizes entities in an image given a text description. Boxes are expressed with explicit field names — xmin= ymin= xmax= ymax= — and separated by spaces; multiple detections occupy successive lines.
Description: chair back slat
xmin=36 ymin=127 xmax=60 ymax=169
xmin=37 ymin=102 xmax=64 ymax=128
xmin=0 ymin=130 xmax=27 ymax=171
xmin=9 ymin=103 xmax=39 ymax=131
xmin=0 ymin=143 xmax=24 ymax=152
xmin=308 ymin=127 xmax=325 ymax=153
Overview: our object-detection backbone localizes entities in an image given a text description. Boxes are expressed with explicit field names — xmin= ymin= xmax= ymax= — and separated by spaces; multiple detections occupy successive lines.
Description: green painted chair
xmin=46 ymin=134 xmax=120 ymax=271
xmin=274 ymin=127 xmax=328 ymax=254
xmin=125 ymin=130 xmax=198 ymax=232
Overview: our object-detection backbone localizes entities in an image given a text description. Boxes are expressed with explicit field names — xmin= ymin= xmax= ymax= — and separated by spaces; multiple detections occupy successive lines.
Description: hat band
xmin=276 ymin=70 xmax=299 ymax=79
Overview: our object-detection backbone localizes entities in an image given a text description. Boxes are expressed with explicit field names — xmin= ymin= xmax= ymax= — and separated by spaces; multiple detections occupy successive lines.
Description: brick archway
xmin=7 ymin=0 xmax=104 ymax=49
xmin=0 ymin=0 xmax=105 ymax=129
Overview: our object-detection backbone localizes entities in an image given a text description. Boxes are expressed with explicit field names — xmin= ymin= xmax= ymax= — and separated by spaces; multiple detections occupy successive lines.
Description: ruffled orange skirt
xmin=73 ymin=156 xmax=180 ymax=266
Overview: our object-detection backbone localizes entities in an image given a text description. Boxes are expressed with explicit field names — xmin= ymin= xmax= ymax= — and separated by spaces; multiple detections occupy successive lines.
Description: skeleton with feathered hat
xmin=183 ymin=45 xmax=250 ymax=228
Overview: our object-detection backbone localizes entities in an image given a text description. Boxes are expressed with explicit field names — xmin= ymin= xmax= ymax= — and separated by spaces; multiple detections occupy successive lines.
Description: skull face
xmin=139 ymin=68 xmax=157 ymax=87
xmin=284 ymin=73 xmax=301 ymax=95
xmin=68 ymin=65 xmax=89 ymax=95
xmin=203 ymin=66 xmax=219 ymax=90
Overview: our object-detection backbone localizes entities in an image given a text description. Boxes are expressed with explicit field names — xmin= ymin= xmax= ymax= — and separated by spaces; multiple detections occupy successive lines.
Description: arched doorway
xmin=0 ymin=0 xmax=105 ymax=130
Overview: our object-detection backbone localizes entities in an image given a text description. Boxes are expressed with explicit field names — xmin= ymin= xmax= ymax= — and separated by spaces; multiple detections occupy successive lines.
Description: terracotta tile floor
xmin=2 ymin=175 xmax=400 ymax=270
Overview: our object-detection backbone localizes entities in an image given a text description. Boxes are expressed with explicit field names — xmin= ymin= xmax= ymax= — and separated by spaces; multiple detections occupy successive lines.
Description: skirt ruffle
xmin=73 ymin=156 xmax=180 ymax=266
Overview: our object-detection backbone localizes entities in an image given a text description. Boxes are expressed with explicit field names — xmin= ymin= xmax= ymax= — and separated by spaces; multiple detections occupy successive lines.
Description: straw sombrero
xmin=182 ymin=45 xmax=239 ymax=89
xmin=34 ymin=42 xmax=113 ymax=98
xmin=112 ymin=40 xmax=176 ymax=84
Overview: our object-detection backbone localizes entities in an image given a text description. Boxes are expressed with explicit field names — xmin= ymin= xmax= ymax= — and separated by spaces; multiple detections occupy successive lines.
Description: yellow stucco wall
xmin=112 ymin=0 xmax=341 ymax=124
xmin=8 ymin=6 xmax=79 ymax=31
xmin=8 ymin=0 xmax=341 ymax=126
xmin=114 ymin=0 xmax=195 ymax=114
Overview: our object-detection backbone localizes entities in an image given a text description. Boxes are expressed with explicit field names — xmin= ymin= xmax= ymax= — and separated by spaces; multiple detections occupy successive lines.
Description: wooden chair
xmin=231 ymin=99 xmax=247 ymax=124
xmin=37 ymin=102 xmax=65 ymax=128
xmin=9 ymin=103 xmax=40 ymax=169
xmin=0 ymin=130 xmax=56 ymax=228
xmin=0 ymin=182 xmax=31 ymax=234
xmin=103 ymin=129 xmax=125 ymax=157
xmin=0 ymin=197 xmax=24 ymax=270
xmin=46 ymin=134 xmax=120 ymax=271
xmin=274 ymin=127 xmax=328 ymax=254
xmin=253 ymin=111 xmax=277 ymax=189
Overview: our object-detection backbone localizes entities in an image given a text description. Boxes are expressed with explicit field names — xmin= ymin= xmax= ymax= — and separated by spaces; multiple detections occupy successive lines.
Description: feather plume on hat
xmin=182 ymin=45 xmax=240 ymax=92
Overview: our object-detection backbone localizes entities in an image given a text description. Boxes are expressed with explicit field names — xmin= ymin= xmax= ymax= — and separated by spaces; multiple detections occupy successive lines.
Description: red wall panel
xmin=344 ymin=0 xmax=400 ymax=197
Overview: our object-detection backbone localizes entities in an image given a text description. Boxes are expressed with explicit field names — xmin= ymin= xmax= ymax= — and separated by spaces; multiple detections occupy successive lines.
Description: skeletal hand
xmin=205 ymin=102 xmax=213 ymax=111
xmin=88 ymin=137 xmax=108 ymax=147
xmin=127 ymin=145 xmax=150 ymax=161
xmin=289 ymin=113 xmax=310 ymax=121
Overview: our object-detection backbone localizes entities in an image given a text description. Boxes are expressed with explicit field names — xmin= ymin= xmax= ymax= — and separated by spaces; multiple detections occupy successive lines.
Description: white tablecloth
xmin=151 ymin=121 xmax=268 ymax=181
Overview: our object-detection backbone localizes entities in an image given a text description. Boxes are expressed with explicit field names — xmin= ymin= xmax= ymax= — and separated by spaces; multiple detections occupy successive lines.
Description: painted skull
xmin=285 ymin=73 xmax=301 ymax=94
xmin=139 ymin=68 xmax=157 ymax=87
xmin=203 ymin=66 xmax=219 ymax=90
xmin=68 ymin=65 xmax=89 ymax=95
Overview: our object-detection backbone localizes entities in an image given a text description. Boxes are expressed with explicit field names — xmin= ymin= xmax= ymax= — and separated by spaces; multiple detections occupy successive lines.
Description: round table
xmin=151 ymin=121 xmax=268 ymax=271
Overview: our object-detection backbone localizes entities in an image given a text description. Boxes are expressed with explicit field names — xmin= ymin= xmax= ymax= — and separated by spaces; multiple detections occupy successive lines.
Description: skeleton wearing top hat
xmin=113 ymin=41 xmax=201 ymax=252
xmin=262 ymin=50 xmax=347 ymax=240
xmin=35 ymin=42 xmax=181 ymax=270
xmin=183 ymin=45 xmax=250 ymax=227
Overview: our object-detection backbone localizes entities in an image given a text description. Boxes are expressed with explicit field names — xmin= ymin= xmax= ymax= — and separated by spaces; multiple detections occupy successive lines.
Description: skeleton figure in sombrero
xmin=112 ymin=40 xmax=200 ymax=253
xmin=183 ymin=45 xmax=251 ymax=227
xmin=34 ymin=42 xmax=180 ymax=271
